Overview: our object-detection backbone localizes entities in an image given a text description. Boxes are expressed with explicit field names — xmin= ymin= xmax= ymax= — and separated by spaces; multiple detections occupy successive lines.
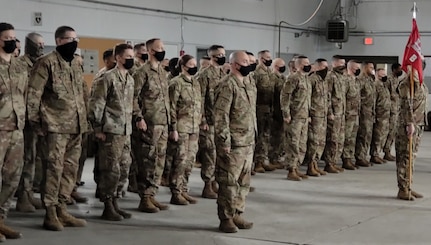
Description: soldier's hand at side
xmin=136 ymin=119 xmax=147 ymax=132
xmin=406 ymin=123 xmax=415 ymax=137
xmin=283 ymin=116 xmax=291 ymax=124
xmin=223 ymin=147 xmax=231 ymax=154
xmin=30 ymin=121 xmax=45 ymax=136
xmin=200 ymin=123 xmax=209 ymax=131
xmin=169 ymin=131 xmax=179 ymax=142
xmin=328 ymin=114 xmax=334 ymax=121
xmin=95 ymin=132 xmax=106 ymax=141
xmin=308 ymin=117 xmax=312 ymax=123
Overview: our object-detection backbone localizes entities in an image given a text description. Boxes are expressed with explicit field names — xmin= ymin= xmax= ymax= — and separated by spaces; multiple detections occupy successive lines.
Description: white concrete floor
xmin=5 ymin=133 xmax=431 ymax=245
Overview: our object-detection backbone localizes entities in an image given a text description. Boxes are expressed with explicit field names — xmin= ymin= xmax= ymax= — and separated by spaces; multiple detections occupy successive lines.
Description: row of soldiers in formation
xmin=0 ymin=20 xmax=427 ymax=240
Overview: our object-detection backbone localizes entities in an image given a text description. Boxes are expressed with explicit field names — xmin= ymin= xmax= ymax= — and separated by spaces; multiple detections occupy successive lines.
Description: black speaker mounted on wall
xmin=326 ymin=20 xmax=349 ymax=43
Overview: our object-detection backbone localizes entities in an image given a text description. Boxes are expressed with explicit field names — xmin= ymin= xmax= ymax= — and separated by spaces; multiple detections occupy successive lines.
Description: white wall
xmin=0 ymin=0 xmax=333 ymax=60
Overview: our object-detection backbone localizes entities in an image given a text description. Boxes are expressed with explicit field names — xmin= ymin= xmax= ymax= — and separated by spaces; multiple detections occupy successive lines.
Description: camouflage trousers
xmin=41 ymin=133 xmax=81 ymax=207
xmin=284 ymin=118 xmax=308 ymax=170
xmin=128 ymin=132 xmax=139 ymax=191
xmin=170 ymin=133 xmax=198 ymax=194
xmin=18 ymin=125 xmax=37 ymax=195
xmin=76 ymin=132 xmax=89 ymax=187
xmin=198 ymin=126 xmax=216 ymax=183
xmin=355 ymin=113 xmax=374 ymax=161
xmin=370 ymin=115 xmax=390 ymax=156
xmin=0 ymin=130 xmax=24 ymax=218
xmin=215 ymin=145 xmax=253 ymax=220
xmin=269 ymin=119 xmax=285 ymax=163
xmin=323 ymin=115 xmax=345 ymax=164
xmin=98 ymin=134 xmax=131 ymax=201
xmin=135 ymin=125 xmax=168 ymax=197
xmin=395 ymin=124 xmax=422 ymax=190
xmin=342 ymin=114 xmax=359 ymax=159
xmin=384 ymin=112 xmax=398 ymax=153
xmin=254 ymin=109 xmax=272 ymax=163
xmin=304 ymin=116 xmax=327 ymax=165
xmin=164 ymin=139 xmax=178 ymax=179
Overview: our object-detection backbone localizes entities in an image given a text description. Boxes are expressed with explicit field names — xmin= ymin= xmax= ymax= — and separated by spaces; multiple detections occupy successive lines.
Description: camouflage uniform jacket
xmin=197 ymin=65 xmax=226 ymax=126
xmin=326 ymin=70 xmax=346 ymax=117
xmin=358 ymin=74 xmax=376 ymax=117
xmin=169 ymin=74 xmax=202 ymax=134
xmin=308 ymin=73 xmax=328 ymax=118
xmin=386 ymin=74 xmax=400 ymax=115
xmin=88 ymin=67 xmax=134 ymax=136
xmin=133 ymin=62 xmax=170 ymax=126
xmin=271 ymin=72 xmax=286 ymax=122
xmin=398 ymin=78 xmax=427 ymax=126
xmin=254 ymin=65 xmax=274 ymax=112
xmin=375 ymin=80 xmax=391 ymax=118
xmin=345 ymin=75 xmax=361 ymax=116
xmin=280 ymin=72 xmax=311 ymax=120
xmin=27 ymin=51 xmax=88 ymax=134
xmin=214 ymin=74 xmax=257 ymax=148
xmin=0 ymin=56 xmax=28 ymax=131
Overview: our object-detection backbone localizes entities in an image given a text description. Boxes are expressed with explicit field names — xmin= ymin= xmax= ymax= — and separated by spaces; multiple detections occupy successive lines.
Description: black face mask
xmin=279 ymin=66 xmax=286 ymax=73
xmin=141 ymin=53 xmax=149 ymax=61
xmin=236 ymin=63 xmax=251 ymax=77
xmin=56 ymin=41 xmax=78 ymax=62
xmin=216 ymin=56 xmax=226 ymax=66
xmin=249 ymin=63 xmax=257 ymax=72
xmin=153 ymin=50 xmax=165 ymax=62
xmin=164 ymin=66 xmax=170 ymax=72
xmin=303 ymin=65 xmax=312 ymax=73
xmin=25 ymin=37 xmax=43 ymax=60
xmin=354 ymin=69 xmax=361 ymax=76
xmin=123 ymin=58 xmax=134 ymax=70
xmin=395 ymin=70 xmax=403 ymax=77
xmin=316 ymin=67 xmax=328 ymax=80
xmin=381 ymin=76 xmax=388 ymax=82
xmin=334 ymin=65 xmax=346 ymax=73
xmin=187 ymin=66 xmax=198 ymax=76
xmin=263 ymin=59 xmax=272 ymax=67
xmin=2 ymin=40 xmax=16 ymax=54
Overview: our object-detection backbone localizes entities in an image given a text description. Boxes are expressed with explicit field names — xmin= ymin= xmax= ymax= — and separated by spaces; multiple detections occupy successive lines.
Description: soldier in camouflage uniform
xmin=355 ymin=62 xmax=376 ymax=167
xmin=0 ymin=23 xmax=28 ymax=240
xmin=196 ymin=45 xmax=226 ymax=199
xmin=342 ymin=60 xmax=361 ymax=170
xmin=280 ymin=56 xmax=311 ymax=181
xmin=27 ymin=26 xmax=87 ymax=231
xmin=214 ymin=51 xmax=255 ymax=233
xmin=323 ymin=55 xmax=347 ymax=173
xmin=132 ymin=38 xmax=170 ymax=213
xmin=303 ymin=59 xmax=329 ymax=177
xmin=168 ymin=55 xmax=202 ymax=205
xmin=253 ymin=50 xmax=278 ymax=173
xmin=88 ymin=43 xmax=135 ymax=221
xmin=383 ymin=63 xmax=403 ymax=161
xmin=396 ymin=67 xmax=426 ymax=200
xmin=370 ymin=68 xmax=391 ymax=164
xmin=16 ymin=32 xmax=44 ymax=213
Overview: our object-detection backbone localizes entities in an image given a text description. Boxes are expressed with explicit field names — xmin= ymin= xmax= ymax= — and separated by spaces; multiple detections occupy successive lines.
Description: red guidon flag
xmin=402 ymin=18 xmax=423 ymax=84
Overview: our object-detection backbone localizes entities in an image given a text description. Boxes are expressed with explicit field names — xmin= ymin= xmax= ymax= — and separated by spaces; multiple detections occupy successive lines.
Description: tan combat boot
xmin=29 ymin=191 xmax=43 ymax=209
xmin=384 ymin=151 xmax=396 ymax=161
xmin=397 ymin=189 xmax=415 ymax=201
xmin=211 ymin=181 xmax=219 ymax=193
xmin=150 ymin=196 xmax=169 ymax=211
xmin=139 ymin=196 xmax=160 ymax=212
xmin=16 ymin=191 xmax=36 ymax=213
xmin=287 ymin=168 xmax=301 ymax=181
xmin=182 ymin=192 xmax=198 ymax=204
xmin=324 ymin=163 xmax=339 ymax=173
xmin=112 ymin=198 xmax=132 ymax=218
xmin=0 ymin=219 xmax=22 ymax=239
xmin=57 ymin=204 xmax=87 ymax=227
xmin=202 ymin=182 xmax=217 ymax=199
xmin=333 ymin=164 xmax=345 ymax=172
xmin=219 ymin=219 xmax=238 ymax=233
xmin=160 ymin=172 xmax=170 ymax=187
xmin=274 ymin=162 xmax=285 ymax=170
xmin=342 ymin=158 xmax=356 ymax=170
xmin=306 ymin=161 xmax=320 ymax=177
xmin=254 ymin=162 xmax=265 ymax=173
xmin=355 ymin=159 xmax=370 ymax=167
xmin=71 ymin=190 xmax=88 ymax=203
xmin=370 ymin=156 xmax=384 ymax=164
xmin=0 ymin=232 xmax=5 ymax=242
xmin=263 ymin=163 xmax=277 ymax=172
xmin=233 ymin=213 xmax=253 ymax=229
xmin=411 ymin=190 xmax=423 ymax=198
xmin=101 ymin=199 xmax=123 ymax=221
xmin=314 ymin=161 xmax=327 ymax=175
xmin=170 ymin=193 xmax=188 ymax=205
xmin=43 ymin=206 xmax=64 ymax=231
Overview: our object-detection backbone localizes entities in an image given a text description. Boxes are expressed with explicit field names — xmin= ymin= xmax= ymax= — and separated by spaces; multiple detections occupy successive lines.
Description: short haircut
xmin=145 ymin=38 xmax=160 ymax=50
xmin=391 ymin=63 xmax=401 ymax=71
xmin=258 ymin=50 xmax=270 ymax=57
xmin=178 ymin=54 xmax=194 ymax=68
xmin=315 ymin=58 xmax=327 ymax=63
xmin=134 ymin=42 xmax=146 ymax=51
xmin=295 ymin=55 xmax=308 ymax=66
xmin=114 ymin=43 xmax=133 ymax=57
xmin=332 ymin=55 xmax=344 ymax=61
xmin=103 ymin=48 xmax=114 ymax=60
xmin=201 ymin=56 xmax=211 ymax=61
xmin=26 ymin=32 xmax=42 ymax=42
xmin=246 ymin=51 xmax=254 ymax=56
xmin=0 ymin=22 xmax=14 ymax=35
xmin=207 ymin=45 xmax=224 ymax=56
xmin=376 ymin=68 xmax=385 ymax=72
xmin=55 ymin=26 xmax=75 ymax=39
xmin=363 ymin=61 xmax=375 ymax=66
